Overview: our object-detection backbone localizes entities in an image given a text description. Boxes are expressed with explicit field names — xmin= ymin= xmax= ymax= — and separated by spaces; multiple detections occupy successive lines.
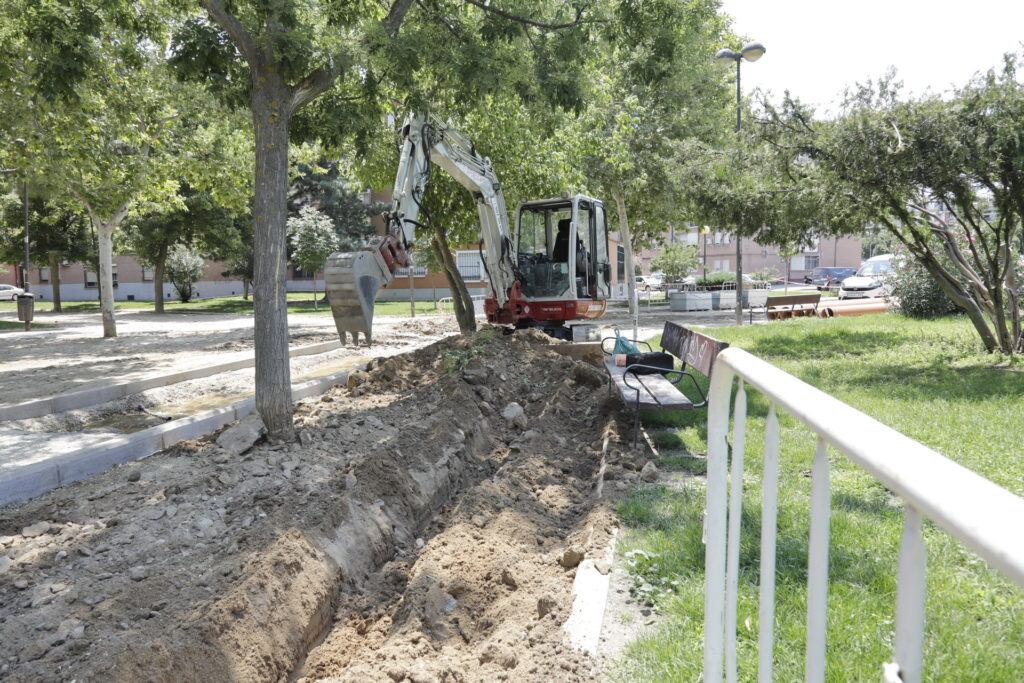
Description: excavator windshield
xmin=516 ymin=202 xmax=573 ymax=298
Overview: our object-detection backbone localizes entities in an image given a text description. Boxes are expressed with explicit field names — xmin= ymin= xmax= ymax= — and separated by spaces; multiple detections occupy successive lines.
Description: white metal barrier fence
xmin=703 ymin=347 xmax=1024 ymax=683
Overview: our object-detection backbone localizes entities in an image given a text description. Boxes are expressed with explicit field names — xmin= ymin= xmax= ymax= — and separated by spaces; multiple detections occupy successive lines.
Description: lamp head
xmin=740 ymin=42 xmax=766 ymax=62
xmin=715 ymin=48 xmax=740 ymax=65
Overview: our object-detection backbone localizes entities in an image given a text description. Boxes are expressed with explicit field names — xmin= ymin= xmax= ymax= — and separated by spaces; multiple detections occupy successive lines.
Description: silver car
xmin=0 ymin=284 xmax=25 ymax=301
xmin=839 ymin=255 xmax=894 ymax=300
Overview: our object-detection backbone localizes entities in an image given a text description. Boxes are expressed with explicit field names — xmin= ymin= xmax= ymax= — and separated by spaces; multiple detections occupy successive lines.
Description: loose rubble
xmin=0 ymin=327 xmax=650 ymax=682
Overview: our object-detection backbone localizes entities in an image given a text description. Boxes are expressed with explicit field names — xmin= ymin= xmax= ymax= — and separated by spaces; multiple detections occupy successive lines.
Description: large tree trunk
xmin=243 ymin=277 xmax=251 ymax=300
xmin=431 ymin=224 xmax=476 ymax=334
xmin=48 ymin=252 xmax=62 ymax=313
xmin=251 ymin=77 xmax=295 ymax=441
xmin=612 ymin=190 xmax=637 ymax=333
xmin=154 ymin=245 xmax=167 ymax=314
xmin=97 ymin=224 xmax=117 ymax=338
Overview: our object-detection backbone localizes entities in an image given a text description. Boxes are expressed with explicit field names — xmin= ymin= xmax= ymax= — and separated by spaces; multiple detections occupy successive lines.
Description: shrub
xmin=165 ymin=245 xmax=206 ymax=303
xmin=750 ymin=266 xmax=780 ymax=283
xmin=891 ymin=257 xmax=960 ymax=319
xmin=696 ymin=271 xmax=736 ymax=288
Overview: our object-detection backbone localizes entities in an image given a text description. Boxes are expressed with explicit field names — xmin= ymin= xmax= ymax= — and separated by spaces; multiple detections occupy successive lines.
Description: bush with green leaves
xmin=891 ymin=256 xmax=960 ymax=319
xmin=750 ymin=266 xmax=780 ymax=282
xmin=696 ymin=271 xmax=736 ymax=288
xmin=164 ymin=245 xmax=206 ymax=303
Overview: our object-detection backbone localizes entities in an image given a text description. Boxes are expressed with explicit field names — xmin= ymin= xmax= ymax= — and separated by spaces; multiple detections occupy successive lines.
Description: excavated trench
xmin=0 ymin=328 xmax=634 ymax=683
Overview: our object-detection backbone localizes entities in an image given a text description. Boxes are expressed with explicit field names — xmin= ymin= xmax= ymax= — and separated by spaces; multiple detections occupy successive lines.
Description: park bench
xmin=602 ymin=321 xmax=729 ymax=446
xmin=766 ymin=292 xmax=821 ymax=320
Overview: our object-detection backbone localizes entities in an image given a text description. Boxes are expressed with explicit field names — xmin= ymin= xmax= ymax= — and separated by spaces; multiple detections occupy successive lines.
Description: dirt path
xmin=0 ymin=311 xmax=455 ymax=406
xmin=0 ymin=328 xmax=646 ymax=682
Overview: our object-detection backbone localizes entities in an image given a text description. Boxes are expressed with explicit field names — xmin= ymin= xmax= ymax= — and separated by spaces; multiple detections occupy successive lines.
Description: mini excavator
xmin=324 ymin=113 xmax=610 ymax=344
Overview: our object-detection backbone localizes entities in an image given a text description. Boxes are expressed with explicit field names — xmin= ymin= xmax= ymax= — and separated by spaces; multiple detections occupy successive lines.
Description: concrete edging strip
xmin=0 ymin=340 xmax=342 ymax=422
xmin=0 ymin=366 xmax=362 ymax=508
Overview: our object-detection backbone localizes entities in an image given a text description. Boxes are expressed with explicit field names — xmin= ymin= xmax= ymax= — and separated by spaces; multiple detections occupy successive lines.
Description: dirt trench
xmin=0 ymin=327 xmax=637 ymax=682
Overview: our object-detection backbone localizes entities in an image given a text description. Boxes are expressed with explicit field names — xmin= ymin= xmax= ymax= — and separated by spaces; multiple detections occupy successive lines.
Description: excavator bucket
xmin=325 ymin=248 xmax=390 ymax=345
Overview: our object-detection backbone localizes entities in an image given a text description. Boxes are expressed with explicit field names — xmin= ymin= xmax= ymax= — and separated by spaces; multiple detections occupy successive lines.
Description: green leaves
xmin=288 ymin=204 xmax=340 ymax=274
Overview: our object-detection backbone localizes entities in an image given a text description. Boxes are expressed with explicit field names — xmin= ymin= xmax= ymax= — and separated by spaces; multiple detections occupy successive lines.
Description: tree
xmin=651 ymin=244 xmax=699 ymax=283
xmin=764 ymin=59 xmax=1024 ymax=353
xmin=0 ymin=188 xmax=90 ymax=311
xmin=289 ymin=163 xmax=380 ymax=252
xmin=577 ymin=0 xmax=733 ymax=316
xmin=126 ymin=189 xmax=237 ymax=312
xmin=170 ymin=0 xmax=598 ymax=439
xmin=164 ymin=245 xmax=206 ymax=303
xmin=288 ymin=205 xmax=340 ymax=310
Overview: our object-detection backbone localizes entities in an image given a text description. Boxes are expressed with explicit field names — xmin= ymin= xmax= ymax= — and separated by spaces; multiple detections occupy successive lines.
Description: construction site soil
xmin=0 ymin=328 xmax=645 ymax=682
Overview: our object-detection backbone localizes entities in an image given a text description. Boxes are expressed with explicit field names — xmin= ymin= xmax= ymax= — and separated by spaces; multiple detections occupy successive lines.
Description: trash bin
xmin=16 ymin=293 xmax=34 ymax=330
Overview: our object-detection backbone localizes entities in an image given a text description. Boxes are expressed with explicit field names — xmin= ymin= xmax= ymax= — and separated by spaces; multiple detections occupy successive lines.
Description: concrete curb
xmin=0 ymin=340 xmax=343 ymax=422
xmin=0 ymin=365 xmax=362 ymax=508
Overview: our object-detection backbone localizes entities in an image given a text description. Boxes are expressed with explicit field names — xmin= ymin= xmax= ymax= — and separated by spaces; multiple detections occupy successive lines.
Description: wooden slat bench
xmin=602 ymin=321 xmax=729 ymax=446
xmin=766 ymin=293 xmax=821 ymax=320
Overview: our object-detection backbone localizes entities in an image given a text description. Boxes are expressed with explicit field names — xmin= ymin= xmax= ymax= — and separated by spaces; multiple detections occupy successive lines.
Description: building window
xmin=39 ymin=267 xmax=50 ymax=283
xmin=85 ymin=266 xmax=117 ymax=288
xmin=616 ymin=245 xmax=625 ymax=282
xmin=141 ymin=266 xmax=153 ymax=281
xmin=790 ymin=255 xmax=805 ymax=271
xmin=804 ymin=254 xmax=820 ymax=270
xmin=455 ymin=251 xmax=484 ymax=281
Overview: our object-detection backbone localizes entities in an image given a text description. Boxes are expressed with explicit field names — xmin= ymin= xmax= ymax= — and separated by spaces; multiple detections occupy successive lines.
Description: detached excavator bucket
xmin=325 ymin=249 xmax=389 ymax=345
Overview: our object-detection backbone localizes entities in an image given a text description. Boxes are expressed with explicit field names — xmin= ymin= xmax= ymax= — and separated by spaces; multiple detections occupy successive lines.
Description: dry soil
xmin=0 ymin=327 xmax=649 ymax=682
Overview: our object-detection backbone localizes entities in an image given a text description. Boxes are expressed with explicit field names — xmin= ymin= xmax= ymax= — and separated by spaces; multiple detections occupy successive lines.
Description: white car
xmin=635 ymin=274 xmax=663 ymax=291
xmin=839 ymin=254 xmax=894 ymax=300
xmin=0 ymin=284 xmax=25 ymax=301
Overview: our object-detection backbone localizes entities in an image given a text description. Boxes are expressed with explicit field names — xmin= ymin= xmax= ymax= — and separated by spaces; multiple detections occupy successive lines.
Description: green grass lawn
xmin=0 ymin=294 xmax=442 ymax=317
xmin=614 ymin=315 xmax=1024 ymax=682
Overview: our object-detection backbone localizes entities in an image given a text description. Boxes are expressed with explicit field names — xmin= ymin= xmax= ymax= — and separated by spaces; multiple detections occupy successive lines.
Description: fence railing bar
xmin=725 ymin=380 xmax=748 ymax=683
xmin=893 ymin=507 xmax=927 ymax=683
xmin=704 ymin=367 xmax=736 ymax=682
xmin=757 ymin=404 xmax=780 ymax=683
xmin=712 ymin=348 xmax=1024 ymax=586
xmin=805 ymin=436 xmax=831 ymax=683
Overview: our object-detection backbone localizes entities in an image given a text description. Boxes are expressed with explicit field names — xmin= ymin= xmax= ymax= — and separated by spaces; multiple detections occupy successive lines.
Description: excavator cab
xmin=502 ymin=195 xmax=610 ymax=334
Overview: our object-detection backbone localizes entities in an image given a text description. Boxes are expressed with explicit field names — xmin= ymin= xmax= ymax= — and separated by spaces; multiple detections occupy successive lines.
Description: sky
xmin=719 ymin=0 xmax=1024 ymax=115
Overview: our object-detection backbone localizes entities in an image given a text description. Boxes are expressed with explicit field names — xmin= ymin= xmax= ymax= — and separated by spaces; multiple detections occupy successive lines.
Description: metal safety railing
xmin=702 ymin=347 xmax=1024 ymax=683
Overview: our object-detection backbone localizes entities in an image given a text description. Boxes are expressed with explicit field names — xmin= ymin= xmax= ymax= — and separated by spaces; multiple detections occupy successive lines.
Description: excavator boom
xmin=325 ymin=113 xmax=516 ymax=344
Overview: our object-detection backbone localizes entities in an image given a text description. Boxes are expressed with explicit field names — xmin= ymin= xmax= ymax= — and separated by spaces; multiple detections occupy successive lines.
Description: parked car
xmin=635 ymin=274 xmax=664 ymax=291
xmin=804 ymin=267 xmax=856 ymax=290
xmin=0 ymin=284 xmax=25 ymax=301
xmin=839 ymin=255 xmax=895 ymax=299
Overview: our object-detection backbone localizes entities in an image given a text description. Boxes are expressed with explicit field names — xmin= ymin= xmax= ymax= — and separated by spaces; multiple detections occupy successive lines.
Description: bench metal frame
xmin=602 ymin=322 xmax=726 ymax=446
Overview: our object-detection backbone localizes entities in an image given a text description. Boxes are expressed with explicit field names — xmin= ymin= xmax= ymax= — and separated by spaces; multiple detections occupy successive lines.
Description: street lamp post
xmin=22 ymin=180 xmax=29 ymax=293
xmin=715 ymin=42 xmax=765 ymax=325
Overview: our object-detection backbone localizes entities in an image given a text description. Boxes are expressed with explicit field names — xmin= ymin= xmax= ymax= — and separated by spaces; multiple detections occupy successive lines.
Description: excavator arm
xmin=326 ymin=113 xmax=518 ymax=344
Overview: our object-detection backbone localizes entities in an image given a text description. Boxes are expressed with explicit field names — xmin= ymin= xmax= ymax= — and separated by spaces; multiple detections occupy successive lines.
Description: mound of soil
xmin=0 ymin=327 xmax=641 ymax=682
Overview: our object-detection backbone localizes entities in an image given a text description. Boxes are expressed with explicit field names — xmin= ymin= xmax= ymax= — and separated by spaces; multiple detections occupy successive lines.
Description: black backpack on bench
xmin=625 ymin=351 xmax=674 ymax=375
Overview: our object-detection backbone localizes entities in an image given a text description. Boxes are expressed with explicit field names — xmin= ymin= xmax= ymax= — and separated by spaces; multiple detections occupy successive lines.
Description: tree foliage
xmin=288 ymin=205 xmax=340 ymax=276
xmin=761 ymin=58 xmax=1024 ymax=353
xmin=651 ymin=244 xmax=698 ymax=282
xmin=164 ymin=244 xmax=206 ymax=303
xmin=289 ymin=163 xmax=379 ymax=252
